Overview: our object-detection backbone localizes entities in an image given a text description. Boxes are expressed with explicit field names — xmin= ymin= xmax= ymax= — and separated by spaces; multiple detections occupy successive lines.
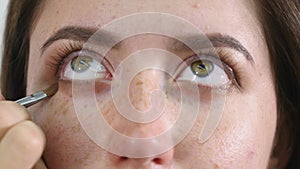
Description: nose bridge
xmin=106 ymin=69 xmax=177 ymax=168
xmin=129 ymin=69 xmax=166 ymax=112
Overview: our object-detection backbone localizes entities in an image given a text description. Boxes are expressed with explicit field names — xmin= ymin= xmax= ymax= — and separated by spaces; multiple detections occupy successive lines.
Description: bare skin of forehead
xmin=41 ymin=0 xmax=257 ymax=21
xmin=35 ymin=0 xmax=261 ymax=61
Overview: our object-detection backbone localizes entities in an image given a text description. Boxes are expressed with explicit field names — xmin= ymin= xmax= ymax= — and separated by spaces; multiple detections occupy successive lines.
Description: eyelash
xmin=215 ymin=49 xmax=242 ymax=88
xmin=47 ymin=42 xmax=242 ymax=89
xmin=46 ymin=41 xmax=84 ymax=78
xmin=206 ymin=48 xmax=242 ymax=88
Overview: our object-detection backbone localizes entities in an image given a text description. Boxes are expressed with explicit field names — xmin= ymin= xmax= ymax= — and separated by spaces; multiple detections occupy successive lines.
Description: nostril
xmin=116 ymin=149 xmax=173 ymax=166
xmin=153 ymin=158 xmax=163 ymax=165
xmin=119 ymin=156 xmax=164 ymax=164
xmin=120 ymin=156 xmax=129 ymax=161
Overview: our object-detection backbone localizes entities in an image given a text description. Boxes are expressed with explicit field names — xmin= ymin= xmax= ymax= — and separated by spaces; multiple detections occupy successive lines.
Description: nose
xmin=108 ymin=69 xmax=175 ymax=168
xmin=109 ymin=149 xmax=174 ymax=168
xmin=129 ymin=69 xmax=165 ymax=112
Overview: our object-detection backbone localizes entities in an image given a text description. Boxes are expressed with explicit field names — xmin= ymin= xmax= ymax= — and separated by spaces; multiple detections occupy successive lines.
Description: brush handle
xmin=15 ymin=91 xmax=48 ymax=108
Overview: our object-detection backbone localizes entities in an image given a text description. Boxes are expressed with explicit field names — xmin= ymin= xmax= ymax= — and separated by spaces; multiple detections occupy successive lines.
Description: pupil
xmin=190 ymin=60 xmax=214 ymax=77
xmin=71 ymin=56 xmax=92 ymax=73
xmin=197 ymin=64 xmax=206 ymax=70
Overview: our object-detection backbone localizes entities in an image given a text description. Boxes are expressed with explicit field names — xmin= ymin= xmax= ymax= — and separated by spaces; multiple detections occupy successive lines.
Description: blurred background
xmin=0 ymin=0 xmax=9 ymax=76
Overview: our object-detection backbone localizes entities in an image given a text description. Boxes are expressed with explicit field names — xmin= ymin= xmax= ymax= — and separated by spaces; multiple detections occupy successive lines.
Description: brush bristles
xmin=44 ymin=83 xmax=58 ymax=97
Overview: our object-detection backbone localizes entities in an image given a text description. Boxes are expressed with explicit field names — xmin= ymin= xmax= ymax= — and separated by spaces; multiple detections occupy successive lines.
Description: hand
xmin=0 ymin=92 xmax=47 ymax=169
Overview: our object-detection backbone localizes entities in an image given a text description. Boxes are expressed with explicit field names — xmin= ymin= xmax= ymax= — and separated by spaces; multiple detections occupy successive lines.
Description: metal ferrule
xmin=15 ymin=91 xmax=48 ymax=107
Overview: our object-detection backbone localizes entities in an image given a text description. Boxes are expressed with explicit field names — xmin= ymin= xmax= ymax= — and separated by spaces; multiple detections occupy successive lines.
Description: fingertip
xmin=0 ymin=90 xmax=5 ymax=101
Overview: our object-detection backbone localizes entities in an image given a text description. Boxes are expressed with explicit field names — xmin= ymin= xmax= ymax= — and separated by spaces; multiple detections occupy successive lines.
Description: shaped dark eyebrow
xmin=41 ymin=26 xmax=254 ymax=62
xmin=207 ymin=33 xmax=253 ymax=62
xmin=42 ymin=26 xmax=97 ymax=50
xmin=41 ymin=26 xmax=118 ymax=54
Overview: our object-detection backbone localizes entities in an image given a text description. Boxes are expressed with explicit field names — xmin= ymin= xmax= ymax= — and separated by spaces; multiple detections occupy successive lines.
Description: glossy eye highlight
xmin=176 ymin=55 xmax=230 ymax=88
xmin=61 ymin=51 xmax=112 ymax=81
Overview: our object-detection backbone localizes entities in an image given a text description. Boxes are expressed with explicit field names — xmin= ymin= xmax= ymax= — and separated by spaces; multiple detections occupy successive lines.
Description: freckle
xmin=214 ymin=164 xmax=219 ymax=169
xmin=193 ymin=2 xmax=201 ymax=9
xmin=95 ymin=88 xmax=101 ymax=93
xmin=46 ymin=112 xmax=55 ymax=124
xmin=136 ymin=81 xmax=143 ymax=86
xmin=56 ymin=10 xmax=59 ymax=14
xmin=61 ymin=108 xmax=68 ymax=115
xmin=71 ymin=124 xmax=81 ymax=133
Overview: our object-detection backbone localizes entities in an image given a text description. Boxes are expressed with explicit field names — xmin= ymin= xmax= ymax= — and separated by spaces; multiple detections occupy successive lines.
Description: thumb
xmin=32 ymin=159 xmax=48 ymax=169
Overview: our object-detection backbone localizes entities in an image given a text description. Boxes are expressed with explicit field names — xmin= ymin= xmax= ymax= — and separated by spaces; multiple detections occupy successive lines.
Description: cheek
xmin=173 ymin=90 xmax=276 ymax=168
xmin=27 ymin=77 xmax=276 ymax=169
xmin=29 ymin=82 xmax=108 ymax=168
xmin=207 ymin=93 xmax=276 ymax=168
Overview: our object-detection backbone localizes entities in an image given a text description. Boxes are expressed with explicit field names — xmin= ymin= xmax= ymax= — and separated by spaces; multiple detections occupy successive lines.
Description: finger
xmin=0 ymin=101 xmax=30 ymax=139
xmin=0 ymin=90 xmax=5 ymax=101
xmin=0 ymin=121 xmax=46 ymax=169
xmin=33 ymin=159 xmax=48 ymax=169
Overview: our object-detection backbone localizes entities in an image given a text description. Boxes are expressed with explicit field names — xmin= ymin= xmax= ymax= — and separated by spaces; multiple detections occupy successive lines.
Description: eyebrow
xmin=208 ymin=34 xmax=253 ymax=61
xmin=41 ymin=26 xmax=254 ymax=62
xmin=41 ymin=26 xmax=118 ymax=53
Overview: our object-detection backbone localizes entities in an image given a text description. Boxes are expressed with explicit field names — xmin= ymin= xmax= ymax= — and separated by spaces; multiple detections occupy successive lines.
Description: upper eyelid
xmin=183 ymin=53 xmax=222 ymax=66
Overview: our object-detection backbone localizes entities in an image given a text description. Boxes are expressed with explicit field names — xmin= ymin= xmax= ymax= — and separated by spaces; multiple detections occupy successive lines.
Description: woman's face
xmin=27 ymin=0 xmax=277 ymax=168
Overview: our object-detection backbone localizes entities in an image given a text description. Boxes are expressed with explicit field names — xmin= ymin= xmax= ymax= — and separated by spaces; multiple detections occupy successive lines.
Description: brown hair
xmin=257 ymin=1 xmax=300 ymax=168
xmin=1 ymin=0 xmax=299 ymax=168
xmin=1 ymin=0 xmax=43 ymax=100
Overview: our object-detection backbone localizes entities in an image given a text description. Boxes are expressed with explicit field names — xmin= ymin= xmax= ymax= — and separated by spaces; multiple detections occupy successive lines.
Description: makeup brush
xmin=15 ymin=83 xmax=58 ymax=108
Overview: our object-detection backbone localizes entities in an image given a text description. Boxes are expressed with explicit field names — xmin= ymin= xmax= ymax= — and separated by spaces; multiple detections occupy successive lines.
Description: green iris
xmin=71 ymin=56 xmax=92 ymax=73
xmin=190 ymin=60 xmax=214 ymax=77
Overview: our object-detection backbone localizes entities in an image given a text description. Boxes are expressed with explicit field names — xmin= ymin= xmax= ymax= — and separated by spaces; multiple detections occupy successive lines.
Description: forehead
xmin=33 ymin=0 xmax=260 ymax=35
xmin=31 ymin=0 xmax=264 ymax=63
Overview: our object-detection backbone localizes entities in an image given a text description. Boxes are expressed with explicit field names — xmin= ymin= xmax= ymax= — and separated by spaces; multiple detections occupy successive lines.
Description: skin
xmin=0 ymin=0 xmax=277 ymax=168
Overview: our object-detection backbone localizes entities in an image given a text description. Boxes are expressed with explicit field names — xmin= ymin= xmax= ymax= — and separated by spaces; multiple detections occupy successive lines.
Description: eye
xmin=176 ymin=55 xmax=230 ymax=88
xmin=190 ymin=60 xmax=214 ymax=77
xmin=61 ymin=51 xmax=112 ymax=81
